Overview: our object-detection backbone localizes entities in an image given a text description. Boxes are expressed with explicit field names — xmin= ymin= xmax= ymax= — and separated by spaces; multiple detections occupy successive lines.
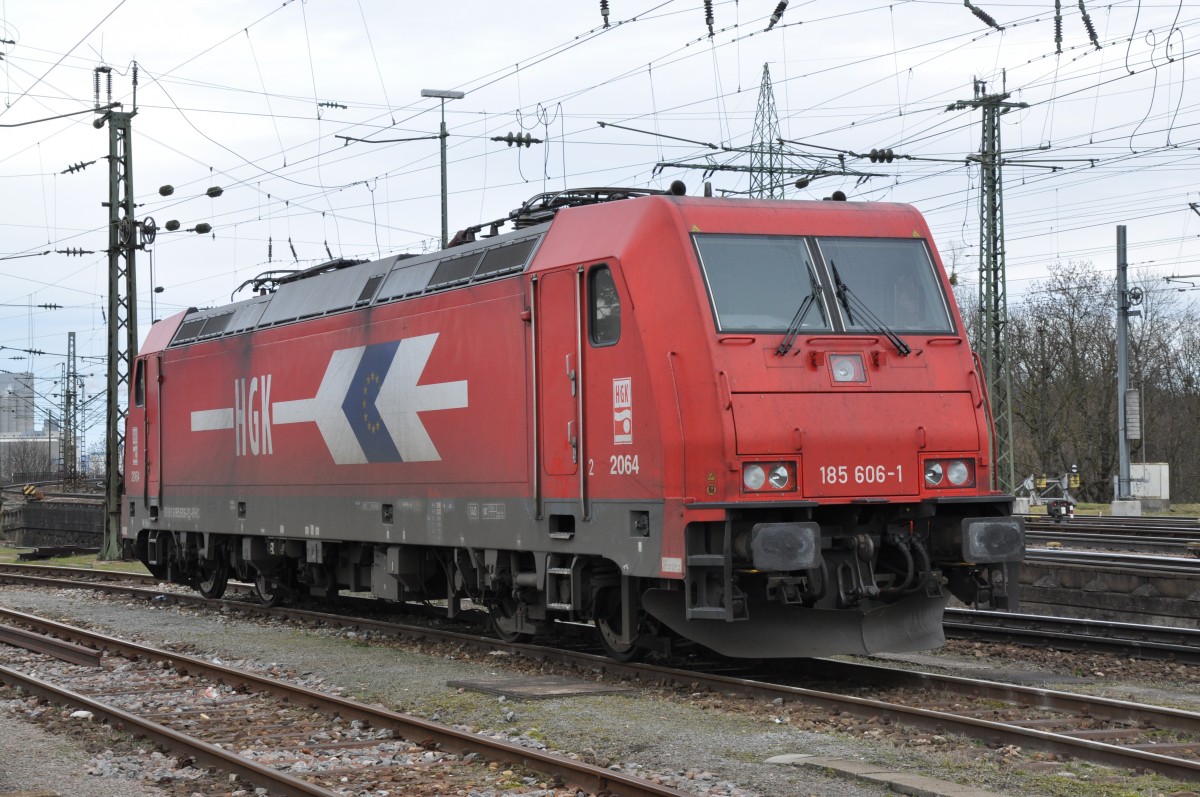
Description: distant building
xmin=0 ymin=374 xmax=66 ymax=482
xmin=0 ymin=373 xmax=35 ymax=435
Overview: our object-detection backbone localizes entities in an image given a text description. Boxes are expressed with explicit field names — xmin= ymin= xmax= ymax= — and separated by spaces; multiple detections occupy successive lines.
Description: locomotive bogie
xmin=122 ymin=191 xmax=1023 ymax=659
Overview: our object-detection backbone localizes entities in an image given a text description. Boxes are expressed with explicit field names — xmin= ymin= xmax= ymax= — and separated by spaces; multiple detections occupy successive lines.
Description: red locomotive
xmin=121 ymin=186 xmax=1023 ymax=659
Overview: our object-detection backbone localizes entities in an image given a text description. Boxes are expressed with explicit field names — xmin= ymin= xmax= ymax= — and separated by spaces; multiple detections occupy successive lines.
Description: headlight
xmin=768 ymin=464 xmax=791 ymax=489
xmin=743 ymin=464 xmax=766 ymax=491
xmin=924 ymin=458 xmax=975 ymax=489
xmin=829 ymin=353 xmax=866 ymax=383
xmin=742 ymin=462 xmax=796 ymax=493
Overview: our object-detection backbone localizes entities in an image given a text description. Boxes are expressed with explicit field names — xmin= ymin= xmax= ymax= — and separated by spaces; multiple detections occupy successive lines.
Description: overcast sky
xmin=1 ymin=0 xmax=1197 ymax=448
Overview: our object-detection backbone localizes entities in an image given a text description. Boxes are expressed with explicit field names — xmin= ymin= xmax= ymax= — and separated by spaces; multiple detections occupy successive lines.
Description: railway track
xmin=1026 ymin=516 xmax=1200 ymax=549
xmin=943 ymin=607 xmax=1200 ymax=664
xmin=1023 ymin=548 xmax=1200 ymax=573
xmin=0 ymin=606 xmax=689 ymax=797
xmin=5 ymin=560 xmax=1198 ymax=664
xmin=3 ymin=564 xmax=1200 ymax=783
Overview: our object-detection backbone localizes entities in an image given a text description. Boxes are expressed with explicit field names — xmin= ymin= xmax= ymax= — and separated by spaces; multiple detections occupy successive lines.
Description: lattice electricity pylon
xmin=99 ymin=103 xmax=139 ymax=560
xmin=63 ymin=331 xmax=78 ymax=486
xmin=750 ymin=64 xmax=785 ymax=199
xmin=948 ymin=80 xmax=1027 ymax=493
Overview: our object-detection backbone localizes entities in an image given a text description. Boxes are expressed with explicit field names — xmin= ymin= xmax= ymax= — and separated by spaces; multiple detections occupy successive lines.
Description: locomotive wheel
xmin=195 ymin=558 xmax=228 ymax=600
xmin=145 ymin=558 xmax=168 ymax=580
xmin=488 ymin=596 xmax=533 ymax=644
xmin=253 ymin=573 xmax=283 ymax=607
xmin=594 ymin=615 xmax=645 ymax=662
xmin=592 ymin=585 xmax=650 ymax=662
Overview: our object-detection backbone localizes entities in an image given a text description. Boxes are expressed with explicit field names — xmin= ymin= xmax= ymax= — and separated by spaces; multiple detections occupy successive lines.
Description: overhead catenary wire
xmin=0 ymin=2 xmax=1195 ymax=326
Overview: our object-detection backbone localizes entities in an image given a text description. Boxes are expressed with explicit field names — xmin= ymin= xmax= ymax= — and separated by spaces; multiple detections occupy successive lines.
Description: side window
xmin=134 ymin=359 xmax=146 ymax=407
xmin=588 ymin=265 xmax=620 ymax=347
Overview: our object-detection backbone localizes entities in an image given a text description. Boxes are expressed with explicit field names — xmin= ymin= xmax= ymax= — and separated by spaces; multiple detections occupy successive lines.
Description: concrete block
xmin=781 ymin=755 xmax=1013 ymax=797
xmin=1110 ymin=500 xmax=1142 ymax=517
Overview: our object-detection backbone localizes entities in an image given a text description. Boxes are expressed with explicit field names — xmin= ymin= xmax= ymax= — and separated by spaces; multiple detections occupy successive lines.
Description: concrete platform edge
xmin=765 ymin=754 xmax=1010 ymax=797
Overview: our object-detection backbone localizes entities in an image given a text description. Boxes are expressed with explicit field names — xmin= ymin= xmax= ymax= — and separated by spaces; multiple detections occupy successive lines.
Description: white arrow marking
xmin=273 ymin=346 xmax=367 ymax=465
xmin=375 ymin=333 xmax=468 ymax=462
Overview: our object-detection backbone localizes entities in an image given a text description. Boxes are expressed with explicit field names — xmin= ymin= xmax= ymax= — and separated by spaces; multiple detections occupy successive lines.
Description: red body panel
xmin=135 ymin=283 xmax=531 ymax=499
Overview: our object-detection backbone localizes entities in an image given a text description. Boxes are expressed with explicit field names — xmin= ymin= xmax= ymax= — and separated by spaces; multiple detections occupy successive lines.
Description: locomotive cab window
xmin=134 ymin=359 xmax=146 ymax=407
xmin=589 ymin=265 xmax=620 ymax=346
xmin=815 ymin=238 xmax=953 ymax=333
xmin=693 ymin=234 xmax=830 ymax=333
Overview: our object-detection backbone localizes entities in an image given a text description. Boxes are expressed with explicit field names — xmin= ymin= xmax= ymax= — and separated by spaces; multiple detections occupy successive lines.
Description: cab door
xmin=535 ymin=268 xmax=582 ymax=502
xmin=144 ymin=354 xmax=163 ymax=506
xmin=537 ymin=271 xmax=588 ymax=532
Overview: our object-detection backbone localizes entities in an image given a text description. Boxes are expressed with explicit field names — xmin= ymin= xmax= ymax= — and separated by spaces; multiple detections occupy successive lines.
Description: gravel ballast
xmin=2 ymin=584 xmax=1198 ymax=797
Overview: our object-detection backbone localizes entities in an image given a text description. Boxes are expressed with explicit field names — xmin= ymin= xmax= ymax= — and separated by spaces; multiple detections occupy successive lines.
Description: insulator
xmin=766 ymin=1 xmax=788 ymax=31
xmin=159 ymin=185 xmax=174 ymax=197
xmin=1079 ymin=1 xmax=1100 ymax=48
xmin=194 ymin=223 xmax=212 ymax=235
xmin=600 ymin=0 xmax=610 ymax=27
xmin=289 ymin=237 xmax=298 ymax=262
xmin=704 ymin=0 xmax=714 ymax=36
xmin=494 ymin=131 xmax=540 ymax=147
xmin=268 ymin=236 xmax=273 ymax=262
xmin=206 ymin=186 xmax=223 ymax=198
xmin=884 ymin=148 xmax=894 ymax=163
xmin=964 ymin=0 xmax=1002 ymax=31
xmin=325 ymin=241 xmax=333 ymax=259
xmin=165 ymin=220 xmax=180 ymax=232
xmin=1054 ymin=0 xmax=1063 ymax=53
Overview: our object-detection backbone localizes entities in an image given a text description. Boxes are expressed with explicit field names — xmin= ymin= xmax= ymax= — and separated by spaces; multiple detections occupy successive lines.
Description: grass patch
xmin=1030 ymin=502 xmax=1200 ymax=517
xmin=0 ymin=544 xmax=149 ymax=573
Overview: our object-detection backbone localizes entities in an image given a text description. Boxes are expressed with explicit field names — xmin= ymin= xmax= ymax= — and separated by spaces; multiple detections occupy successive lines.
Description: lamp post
xmin=420 ymin=88 xmax=465 ymax=249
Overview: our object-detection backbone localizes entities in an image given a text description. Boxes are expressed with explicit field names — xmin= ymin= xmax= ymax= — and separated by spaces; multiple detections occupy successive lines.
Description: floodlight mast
xmin=420 ymin=89 xmax=466 ymax=248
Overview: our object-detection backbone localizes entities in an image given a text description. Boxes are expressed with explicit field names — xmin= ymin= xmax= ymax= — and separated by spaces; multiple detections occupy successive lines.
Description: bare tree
xmin=3 ymin=439 xmax=51 ymax=483
xmin=990 ymin=262 xmax=1200 ymax=502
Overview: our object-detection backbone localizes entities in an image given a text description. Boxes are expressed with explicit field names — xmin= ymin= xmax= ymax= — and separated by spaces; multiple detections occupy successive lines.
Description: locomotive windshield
xmin=815 ymin=238 xmax=953 ymax=333
xmin=693 ymin=234 xmax=830 ymax=333
xmin=694 ymin=233 xmax=953 ymax=335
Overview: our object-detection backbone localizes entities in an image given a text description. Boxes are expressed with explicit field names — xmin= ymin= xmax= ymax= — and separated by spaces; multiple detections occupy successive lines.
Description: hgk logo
xmin=613 ymin=377 xmax=632 ymax=445
xmin=234 ymin=375 xmax=273 ymax=456
xmin=190 ymin=334 xmax=467 ymax=464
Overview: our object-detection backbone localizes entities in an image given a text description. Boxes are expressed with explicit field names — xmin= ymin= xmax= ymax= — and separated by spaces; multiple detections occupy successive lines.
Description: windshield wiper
xmin=830 ymin=260 xmax=911 ymax=357
xmin=776 ymin=283 xmax=822 ymax=356
xmin=829 ymin=260 xmax=855 ymax=325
